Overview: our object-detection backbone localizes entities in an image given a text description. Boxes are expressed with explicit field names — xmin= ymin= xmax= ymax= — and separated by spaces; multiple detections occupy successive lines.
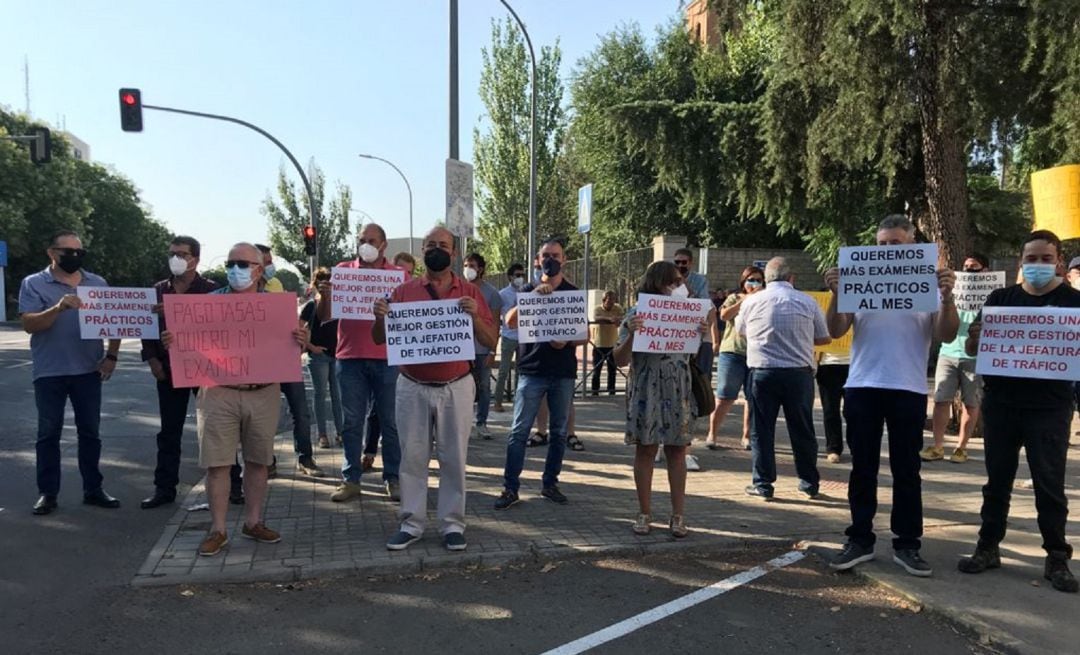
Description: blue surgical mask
xmin=262 ymin=263 xmax=276 ymax=281
xmin=1022 ymin=263 xmax=1056 ymax=289
xmin=745 ymin=280 xmax=762 ymax=291
xmin=227 ymin=265 xmax=254 ymax=291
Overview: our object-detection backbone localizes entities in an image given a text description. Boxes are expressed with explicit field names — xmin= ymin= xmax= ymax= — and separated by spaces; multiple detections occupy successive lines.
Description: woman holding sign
xmin=614 ymin=261 xmax=708 ymax=538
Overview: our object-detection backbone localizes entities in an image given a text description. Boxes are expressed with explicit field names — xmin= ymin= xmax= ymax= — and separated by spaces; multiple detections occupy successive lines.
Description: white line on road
xmin=540 ymin=550 xmax=806 ymax=655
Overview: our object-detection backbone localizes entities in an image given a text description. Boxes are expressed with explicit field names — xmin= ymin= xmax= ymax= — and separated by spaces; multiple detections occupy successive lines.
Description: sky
xmin=2 ymin=0 xmax=681 ymax=272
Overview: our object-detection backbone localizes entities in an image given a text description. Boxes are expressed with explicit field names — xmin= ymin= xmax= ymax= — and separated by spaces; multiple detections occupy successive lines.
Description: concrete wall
xmin=704 ymin=247 xmax=822 ymax=292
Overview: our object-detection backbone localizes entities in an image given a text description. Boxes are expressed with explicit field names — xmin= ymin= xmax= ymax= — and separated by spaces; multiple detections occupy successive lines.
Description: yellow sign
xmin=1031 ymin=164 xmax=1080 ymax=240
xmin=805 ymin=291 xmax=852 ymax=357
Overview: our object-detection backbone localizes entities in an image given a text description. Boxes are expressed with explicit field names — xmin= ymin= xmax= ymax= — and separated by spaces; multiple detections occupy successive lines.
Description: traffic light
xmin=119 ymin=88 xmax=143 ymax=132
xmin=29 ymin=127 xmax=51 ymax=165
xmin=302 ymin=225 xmax=316 ymax=255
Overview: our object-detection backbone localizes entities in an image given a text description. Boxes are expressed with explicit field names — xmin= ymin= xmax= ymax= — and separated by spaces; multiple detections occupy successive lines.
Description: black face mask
xmin=542 ymin=258 xmax=562 ymax=277
xmin=424 ymin=247 xmax=451 ymax=272
xmin=963 ymin=268 xmax=983 ymax=273
xmin=56 ymin=253 xmax=85 ymax=274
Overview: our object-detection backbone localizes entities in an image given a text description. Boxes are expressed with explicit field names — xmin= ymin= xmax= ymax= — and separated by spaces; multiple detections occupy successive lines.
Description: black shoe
xmin=541 ymin=485 xmax=568 ymax=505
xmin=801 ymin=487 xmax=820 ymax=499
xmin=830 ymin=542 xmax=875 ymax=571
xmin=1045 ymin=552 xmax=1079 ymax=593
xmin=893 ymin=549 xmax=933 ymax=577
xmin=32 ymin=495 xmax=58 ymax=515
xmin=297 ymin=456 xmax=325 ymax=477
xmin=443 ymin=532 xmax=468 ymax=552
xmin=957 ymin=545 xmax=1001 ymax=574
xmin=83 ymin=489 xmax=121 ymax=509
xmin=229 ymin=487 xmax=245 ymax=505
xmin=744 ymin=485 xmax=774 ymax=500
xmin=140 ymin=490 xmax=176 ymax=509
xmin=494 ymin=490 xmax=520 ymax=511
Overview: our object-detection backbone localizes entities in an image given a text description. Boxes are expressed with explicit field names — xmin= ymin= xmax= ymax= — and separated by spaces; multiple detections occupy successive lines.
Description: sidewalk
xmin=133 ymin=393 xmax=1079 ymax=653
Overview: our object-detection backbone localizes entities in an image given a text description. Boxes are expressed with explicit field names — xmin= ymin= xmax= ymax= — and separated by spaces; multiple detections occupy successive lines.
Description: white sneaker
xmin=685 ymin=454 xmax=701 ymax=472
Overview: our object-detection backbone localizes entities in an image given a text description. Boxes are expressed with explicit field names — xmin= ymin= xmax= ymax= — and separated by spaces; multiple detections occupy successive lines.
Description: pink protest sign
xmin=163 ymin=293 xmax=303 ymax=388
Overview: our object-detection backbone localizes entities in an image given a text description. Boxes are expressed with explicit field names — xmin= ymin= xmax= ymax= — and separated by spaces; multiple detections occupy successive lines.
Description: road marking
xmin=540 ymin=550 xmax=806 ymax=655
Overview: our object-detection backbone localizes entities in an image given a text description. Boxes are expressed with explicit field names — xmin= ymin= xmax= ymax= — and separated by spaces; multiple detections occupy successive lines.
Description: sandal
xmin=526 ymin=431 xmax=548 ymax=448
xmin=567 ymin=434 xmax=585 ymax=451
xmin=705 ymin=438 xmax=720 ymax=451
xmin=669 ymin=514 xmax=689 ymax=539
xmin=633 ymin=513 xmax=651 ymax=535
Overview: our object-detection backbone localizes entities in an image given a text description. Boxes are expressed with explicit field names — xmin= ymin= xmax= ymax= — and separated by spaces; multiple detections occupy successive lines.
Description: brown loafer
xmin=199 ymin=531 xmax=229 ymax=557
xmin=242 ymin=522 xmax=281 ymax=544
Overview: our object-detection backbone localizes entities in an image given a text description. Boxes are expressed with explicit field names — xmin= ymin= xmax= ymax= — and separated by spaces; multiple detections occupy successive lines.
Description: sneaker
xmin=957 ymin=545 xmax=1001 ymax=574
xmin=241 ymin=522 xmax=281 ymax=544
xmin=297 ymin=456 xmax=325 ymax=477
xmin=1045 ymin=552 xmax=1080 ymax=593
xmin=830 ymin=542 xmax=875 ymax=571
xmin=385 ymin=479 xmax=401 ymax=502
xmin=801 ymin=487 xmax=820 ymax=499
xmin=632 ymin=513 xmax=651 ymax=535
xmin=893 ymin=549 xmax=933 ymax=577
xmin=494 ymin=490 xmax=520 ymax=511
xmin=949 ymin=447 xmax=968 ymax=463
xmin=443 ymin=532 xmax=468 ymax=551
xmin=317 ymin=434 xmax=331 ymax=449
xmin=198 ymin=531 xmax=229 ymax=557
xmin=330 ymin=481 xmax=363 ymax=502
xmin=919 ymin=445 xmax=944 ymax=461
xmin=744 ymin=485 xmax=774 ymax=500
xmin=685 ymin=454 xmax=701 ymax=472
xmin=669 ymin=514 xmax=689 ymax=539
xmin=541 ymin=485 xmax=569 ymax=505
xmin=826 ymin=452 xmax=841 ymax=464
xmin=267 ymin=457 xmax=278 ymax=479
xmin=477 ymin=425 xmax=493 ymax=440
xmin=386 ymin=530 xmax=421 ymax=551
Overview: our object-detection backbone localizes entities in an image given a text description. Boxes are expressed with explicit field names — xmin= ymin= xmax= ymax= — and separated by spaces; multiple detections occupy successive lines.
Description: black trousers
xmin=591 ymin=347 xmax=616 ymax=393
xmin=844 ymin=387 xmax=926 ymax=551
xmin=153 ymin=378 xmax=195 ymax=495
xmin=978 ymin=399 xmax=1073 ymax=556
xmin=815 ymin=365 xmax=849 ymax=455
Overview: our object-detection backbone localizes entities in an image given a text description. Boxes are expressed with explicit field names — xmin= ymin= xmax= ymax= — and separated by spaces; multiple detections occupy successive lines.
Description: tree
xmin=262 ymin=162 xmax=352 ymax=278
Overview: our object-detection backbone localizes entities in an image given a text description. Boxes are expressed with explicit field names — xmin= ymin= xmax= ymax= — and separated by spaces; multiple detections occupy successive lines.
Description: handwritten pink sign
xmin=163 ymin=293 xmax=302 ymax=388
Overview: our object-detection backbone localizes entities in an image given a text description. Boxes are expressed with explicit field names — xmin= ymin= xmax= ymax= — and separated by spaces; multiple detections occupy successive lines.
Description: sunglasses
xmin=674 ymin=260 xmax=691 ymax=266
xmin=52 ymin=248 xmax=87 ymax=257
xmin=225 ymin=260 xmax=260 ymax=269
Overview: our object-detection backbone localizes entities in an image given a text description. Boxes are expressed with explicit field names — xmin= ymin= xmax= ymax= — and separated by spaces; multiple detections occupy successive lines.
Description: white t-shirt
xmin=845 ymin=311 xmax=934 ymax=395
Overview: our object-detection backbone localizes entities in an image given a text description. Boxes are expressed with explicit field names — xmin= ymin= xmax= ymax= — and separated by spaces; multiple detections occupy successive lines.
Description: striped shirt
xmin=735 ymin=281 xmax=828 ymax=369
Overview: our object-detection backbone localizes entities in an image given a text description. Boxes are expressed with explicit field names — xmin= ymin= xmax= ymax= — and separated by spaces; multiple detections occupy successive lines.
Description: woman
xmin=300 ymin=268 xmax=344 ymax=448
xmin=704 ymin=266 xmax=765 ymax=450
xmin=615 ymin=261 xmax=707 ymax=538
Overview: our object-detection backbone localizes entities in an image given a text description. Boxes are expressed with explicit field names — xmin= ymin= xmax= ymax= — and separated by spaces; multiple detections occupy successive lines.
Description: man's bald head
xmin=229 ymin=242 xmax=262 ymax=265
xmin=423 ymin=227 xmax=456 ymax=255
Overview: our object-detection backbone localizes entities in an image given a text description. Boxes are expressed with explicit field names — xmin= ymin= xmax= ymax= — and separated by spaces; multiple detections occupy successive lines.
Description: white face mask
xmin=671 ymin=284 xmax=690 ymax=298
xmin=358 ymin=243 xmax=379 ymax=263
xmin=168 ymin=256 xmax=188 ymax=277
xmin=512 ymin=276 xmax=525 ymax=288
xmin=463 ymin=267 xmax=478 ymax=282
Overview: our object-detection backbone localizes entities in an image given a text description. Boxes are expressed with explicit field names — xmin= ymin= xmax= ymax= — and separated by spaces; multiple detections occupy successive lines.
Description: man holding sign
xmin=958 ymin=230 xmax=1080 ymax=593
xmin=373 ymin=227 xmax=496 ymax=552
xmin=825 ymin=215 xmax=959 ymax=578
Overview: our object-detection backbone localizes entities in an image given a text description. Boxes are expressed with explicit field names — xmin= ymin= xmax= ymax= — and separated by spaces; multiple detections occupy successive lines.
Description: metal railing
xmin=562 ymin=246 xmax=653 ymax=307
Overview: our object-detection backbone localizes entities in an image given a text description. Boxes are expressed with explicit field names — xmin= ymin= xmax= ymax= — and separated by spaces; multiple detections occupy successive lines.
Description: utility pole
xmin=498 ymin=0 xmax=538 ymax=265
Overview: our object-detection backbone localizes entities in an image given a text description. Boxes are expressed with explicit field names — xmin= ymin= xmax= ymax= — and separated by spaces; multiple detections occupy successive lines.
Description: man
xmin=957 ymin=231 xmax=1079 ymax=593
xmin=464 ymin=253 xmax=503 ymax=439
xmin=374 ymin=227 xmax=497 ymax=552
xmin=139 ymin=236 xmax=219 ymax=509
xmin=591 ymin=290 xmax=623 ymax=395
xmin=318 ymin=224 xmax=402 ymax=502
xmin=815 ymin=349 xmax=850 ymax=464
xmin=922 ymin=253 xmax=990 ymax=464
xmin=825 ymin=215 xmax=958 ymax=577
xmin=673 ymin=247 xmax=717 ymax=472
xmin=163 ymin=243 xmax=309 ymax=556
xmin=493 ymin=263 xmax=526 ymax=412
xmin=393 ymin=252 xmax=416 ymax=276
xmin=19 ymin=230 xmax=122 ymax=515
xmin=1068 ymin=256 xmax=1080 ymax=290
xmin=736 ymin=257 xmax=831 ymax=500
xmin=496 ymin=238 xmax=583 ymax=509
xmin=254 ymin=244 xmax=285 ymax=293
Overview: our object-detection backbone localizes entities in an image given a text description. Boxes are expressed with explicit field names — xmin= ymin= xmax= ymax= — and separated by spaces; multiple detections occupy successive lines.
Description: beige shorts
xmin=196 ymin=384 xmax=280 ymax=468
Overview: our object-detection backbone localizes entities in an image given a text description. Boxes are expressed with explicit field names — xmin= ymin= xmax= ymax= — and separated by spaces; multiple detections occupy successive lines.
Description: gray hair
xmin=764 ymin=257 xmax=792 ymax=283
xmin=878 ymin=214 xmax=915 ymax=236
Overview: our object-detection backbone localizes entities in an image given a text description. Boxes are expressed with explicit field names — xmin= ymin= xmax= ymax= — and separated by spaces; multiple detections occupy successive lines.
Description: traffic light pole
xmin=141 ymin=103 xmax=319 ymax=271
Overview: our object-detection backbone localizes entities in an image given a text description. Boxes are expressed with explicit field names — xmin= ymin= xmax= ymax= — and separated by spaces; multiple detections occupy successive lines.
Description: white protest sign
xmin=77 ymin=286 xmax=158 ymax=339
xmin=384 ymin=299 xmax=475 ymax=366
xmin=632 ymin=294 xmax=710 ymax=354
xmin=953 ymin=271 xmax=1006 ymax=313
xmin=516 ymin=290 xmax=588 ymax=344
xmin=330 ymin=266 xmax=405 ymax=320
xmin=975 ymin=307 xmax=1080 ymax=381
xmin=838 ymin=243 xmax=939 ymax=313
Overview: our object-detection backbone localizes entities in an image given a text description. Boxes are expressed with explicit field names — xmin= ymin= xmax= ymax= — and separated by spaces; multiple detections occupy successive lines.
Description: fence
xmin=562 ymin=246 xmax=654 ymax=307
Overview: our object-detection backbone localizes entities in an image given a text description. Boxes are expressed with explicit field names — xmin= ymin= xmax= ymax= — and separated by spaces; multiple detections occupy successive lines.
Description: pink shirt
xmin=335 ymin=259 xmax=405 ymax=360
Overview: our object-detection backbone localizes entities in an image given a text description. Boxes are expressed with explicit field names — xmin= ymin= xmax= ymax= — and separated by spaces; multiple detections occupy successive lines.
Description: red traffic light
xmin=119 ymin=88 xmax=143 ymax=132
xmin=122 ymin=93 xmax=137 ymax=106
xmin=303 ymin=225 xmax=315 ymax=238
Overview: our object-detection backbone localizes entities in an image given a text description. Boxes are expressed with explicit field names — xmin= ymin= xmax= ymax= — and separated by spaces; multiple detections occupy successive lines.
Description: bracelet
xmin=105 ymin=353 xmax=118 ymax=362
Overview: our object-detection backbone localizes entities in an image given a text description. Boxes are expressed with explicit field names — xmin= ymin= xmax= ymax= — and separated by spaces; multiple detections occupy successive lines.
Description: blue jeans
xmin=308 ymin=352 xmax=343 ymax=437
xmin=34 ymin=372 xmax=104 ymax=495
xmin=337 ymin=358 xmax=399 ymax=482
xmin=748 ymin=367 xmax=820 ymax=495
xmin=474 ymin=354 xmax=492 ymax=426
xmin=503 ymin=375 xmax=574 ymax=493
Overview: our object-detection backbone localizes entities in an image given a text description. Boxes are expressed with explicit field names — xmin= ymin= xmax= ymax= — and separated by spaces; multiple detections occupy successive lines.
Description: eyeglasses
xmin=52 ymin=247 xmax=86 ymax=257
xmin=169 ymin=250 xmax=193 ymax=259
xmin=225 ymin=260 xmax=260 ymax=269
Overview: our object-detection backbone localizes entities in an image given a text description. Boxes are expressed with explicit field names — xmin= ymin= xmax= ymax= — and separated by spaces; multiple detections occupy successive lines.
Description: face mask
xmin=962 ymin=268 xmax=983 ymax=273
xmin=1072 ymin=278 xmax=1080 ymax=291
xmin=262 ymin=263 xmax=276 ymax=281
xmin=227 ymin=266 xmax=254 ymax=291
xmin=512 ymin=276 xmax=525 ymax=288
xmin=424 ymin=247 xmax=451 ymax=272
xmin=358 ymin=243 xmax=379 ymax=263
xmin=745 ymin=280 xmax=762 ymax=291
xmin=1022 ymin=263 xmax=1057 ymax=289
xmin=541 ymin=258 xmax=562 ymax=277
xmin=56 ymin=252 xmax=84 ymax=274
xmin=463 ymin=267 xmax=478 ymax=282
xmin=671 ymin=284 xmax=690 ymax=298
xmin=169 ymin=256 xmax=189 ymax=276
xmin=532 ymin=269 xmax=543 ymax=284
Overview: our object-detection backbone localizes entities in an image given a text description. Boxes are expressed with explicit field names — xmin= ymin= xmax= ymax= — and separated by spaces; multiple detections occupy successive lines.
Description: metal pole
xmin=449 ymin=0 xmax=459 ymax=161
xmin=142 ymin=103 xmax=319 ymax=270
xmin=580 ymin=231 xmax=590 ymax=398
xmin=498 ymin=0 xmax=538 ymax=271
xmin=358 ymin=154 xmax=414 ymax=256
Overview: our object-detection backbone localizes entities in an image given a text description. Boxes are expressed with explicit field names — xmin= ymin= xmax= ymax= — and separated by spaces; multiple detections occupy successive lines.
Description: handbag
xmin=689 ymin=358 xmax=715 ymax=418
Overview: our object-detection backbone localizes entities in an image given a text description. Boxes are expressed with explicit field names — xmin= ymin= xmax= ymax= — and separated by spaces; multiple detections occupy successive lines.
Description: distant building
xmin=63 ymin=131 xmax=90 ymax=161
xmin=686 ymin=0 xmax=723 ymax=49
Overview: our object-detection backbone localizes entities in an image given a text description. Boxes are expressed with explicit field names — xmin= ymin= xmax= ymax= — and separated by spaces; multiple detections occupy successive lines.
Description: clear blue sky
xmin=2 ymin=0 xmax=680 ymax=271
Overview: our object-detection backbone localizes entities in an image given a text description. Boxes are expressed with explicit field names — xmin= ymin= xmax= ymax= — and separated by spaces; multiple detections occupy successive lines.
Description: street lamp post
xmin=358 ymin=154 xmax=415 ymax=256
xmin=498 ymin=0 xmax=538 ymax=265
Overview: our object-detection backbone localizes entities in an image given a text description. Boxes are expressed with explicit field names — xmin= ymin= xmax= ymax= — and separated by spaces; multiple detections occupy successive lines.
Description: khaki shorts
xmin=933 ymin=356 xmax=982 ymax=406
xmin=196 ymin=384 xmax=280 ymax=468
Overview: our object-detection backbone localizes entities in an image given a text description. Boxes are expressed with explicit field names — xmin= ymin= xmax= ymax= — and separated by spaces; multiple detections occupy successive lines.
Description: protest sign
xmin=805 ymin=291 xmax=851 ymax=357
xmin=163 ymin=293 xmax=302 ymax=388
xmin=975 ymin=307 xmax=1080 ymax=381
xmin=77 ymin=286 xmax=158 ymax=339
xmin=384 ymin=299 xmax=475 ymax=366
xmin=631 ymin=293 xmax=710 ymax=354
xmin=953 ymin=271 xmax=1006 ymax=313
xmin=330 ymin=267 xmax=405 ymax=320
xmin=1031 ymin=164 xmax=1080 ymax=240
xmin=516 ymin=290 xmax=588 ymax=344
xmin=837 ymin=243 xmax=939 ymax=313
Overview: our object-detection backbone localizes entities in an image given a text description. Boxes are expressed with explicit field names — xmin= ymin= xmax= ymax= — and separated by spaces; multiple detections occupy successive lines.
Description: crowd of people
xmin=16 ymin=215 xmax=1078 ymax=593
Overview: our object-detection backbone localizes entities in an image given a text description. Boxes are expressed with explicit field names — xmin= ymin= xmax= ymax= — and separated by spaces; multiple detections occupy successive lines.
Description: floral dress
xmin=619 ymin=307 xmax=693 ymax=446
